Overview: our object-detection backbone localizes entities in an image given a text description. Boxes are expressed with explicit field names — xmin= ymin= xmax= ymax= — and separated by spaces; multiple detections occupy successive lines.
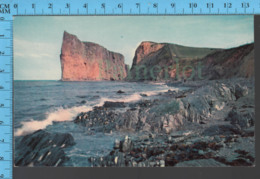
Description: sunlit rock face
xmin=60 ymin=31 xmax=127 ymax=81
xmin=132 ymin=41 xmax=165 ymax=66
xmin=128 ymin=41 xmax=254 ymax=81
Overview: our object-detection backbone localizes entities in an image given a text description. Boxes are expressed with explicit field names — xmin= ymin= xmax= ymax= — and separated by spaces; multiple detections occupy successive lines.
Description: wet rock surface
xmin=103 ymin=101 xmax=126 ymax=108
xmin=89 ymin=129 xmax=254 ymax=167
xmin=117 ymin=90 xmax=125 ymax=94
xmin=74 ymin=78 xmax=255 ymax=167
xmin=14 ymin=78 xmax=254 ymax=167
xmin=15 ymin=130 xmax=75 ymax=167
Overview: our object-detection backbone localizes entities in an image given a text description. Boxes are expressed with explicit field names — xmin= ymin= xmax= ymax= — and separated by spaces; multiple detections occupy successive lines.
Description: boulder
xmin=117 ymin=90 xmax=125 ymax=94
xmin=103 ymin=101 xmax=126 ymax=108
xmin=114 ymin=139 xmax=120 ymax=149
xmin=120 ymin=136 xmax=133 ymax=152
xmin=226 ymin=108 xmax=254 ymax=128
xmin=15 ymin=130 xmax=75 ymax=166
xmin=140 ymin=93 xmax=148 ymax=97
xmin=235 ymin=84 xmax=248 ymax=99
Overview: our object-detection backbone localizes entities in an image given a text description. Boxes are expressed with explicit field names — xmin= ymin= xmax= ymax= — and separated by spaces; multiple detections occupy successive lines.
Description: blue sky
xmin=14 ymin=16 xmax=254 ymax=80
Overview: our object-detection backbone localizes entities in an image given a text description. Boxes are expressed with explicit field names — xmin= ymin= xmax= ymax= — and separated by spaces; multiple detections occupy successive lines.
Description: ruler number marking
xmin=224 ymin=3 xmax=232 ymax=8
xmin=32 ymin=4 xmax=36 ymax=14
xmin=207 ymin=3 xmax=214 ymax=13
xmin=13 ymin=4 xmax=18 ymax=14
xmin=170 ymin=3 xmax=176 ymax=13
xmin=189 ymin=3 xmax=197 ymax=8
xmin=65 ymin=3 xmax=70 ymax=14
xmin=189 ymin=3 xmax=197 ymax=14
xmin=48 ymin=3 xmax=53 ymax=9
xmin=136 ymin=3 xmax=141 ymax=14
xmin=101 ymin=3 xmax=105 ymax=13
xmin=48 ymin=3 xmax=53 ymax=14
xmin=83 ymin=3 xmax=88 ymax=14
xmin=224 ymin=2 xmax=232 ymax=13
xmin=0 ymin=5 xmax=13 ymax=179
xmin=207 ymin=3 xmax=214 ymax=8
xmin=242 ymin=2 xmax=250 ymax=8
xmin=118 ymin=3 xmax=123 ymax=13
xmin=153 ymin=3 xmax=158 ymax=14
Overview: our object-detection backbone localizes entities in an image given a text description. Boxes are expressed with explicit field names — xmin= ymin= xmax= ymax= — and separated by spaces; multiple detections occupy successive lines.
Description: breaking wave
xmin=14 ymin=105 xmax=92 ymax=136
xmin=15 ymin=86 xmax=178 ymax=137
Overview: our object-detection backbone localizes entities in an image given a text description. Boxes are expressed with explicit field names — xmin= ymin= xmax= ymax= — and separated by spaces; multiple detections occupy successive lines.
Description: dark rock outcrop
xmin=15 ymin=130 xmax=75 ymax=167
xmin=127 ymin=42 xmax=254 ymax=81
xmin=117 ymin=90 xmax=125 ymax=94
xmin=89 ymin=130 xmax=255 ymax=167
xmin=60 ymin=31 xmax=127 ymax=81
xmin=103 ymin=101 xmax=126 ymax=108
xmin=74 ymin=79 xmax=254 ymax=134
xmin=226 ymin=108 xmax=255 ymax=129
xmin=73 ymin=78 xmax=254 ymax=167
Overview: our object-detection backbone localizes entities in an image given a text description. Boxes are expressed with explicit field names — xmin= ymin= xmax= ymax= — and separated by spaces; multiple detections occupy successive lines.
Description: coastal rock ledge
xmin=60 ymin=31 xmax=127 ymax=81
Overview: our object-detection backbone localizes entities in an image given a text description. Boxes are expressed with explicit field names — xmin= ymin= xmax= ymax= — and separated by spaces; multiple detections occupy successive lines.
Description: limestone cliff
xmin=127 ymin=41 xmax=254 ymax=81
xmin=60 ymin=31 xmax=127 ymax=81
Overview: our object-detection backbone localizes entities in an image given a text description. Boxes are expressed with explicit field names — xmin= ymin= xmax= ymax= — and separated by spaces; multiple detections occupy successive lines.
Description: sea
xmin=14 ymin=80 xmax=179 ymax=166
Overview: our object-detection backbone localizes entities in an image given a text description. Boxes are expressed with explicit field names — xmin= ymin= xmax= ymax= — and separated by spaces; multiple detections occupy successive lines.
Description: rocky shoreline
xmin=15 ymin=77 xmax=255 ymax=167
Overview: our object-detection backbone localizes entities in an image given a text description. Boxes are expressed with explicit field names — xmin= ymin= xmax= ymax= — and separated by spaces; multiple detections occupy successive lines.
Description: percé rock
xmin=15 ymin=130 xmax=75 ymax=167
xmin=60 ymin=31 xmax=127 ymax=81
xmin=127 ymin=41 xmax=254 ymax=81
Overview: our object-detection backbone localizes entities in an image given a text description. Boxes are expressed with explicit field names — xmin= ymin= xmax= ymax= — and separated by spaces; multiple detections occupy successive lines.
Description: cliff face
xmin=197 ymin=43 xmax=254 ymax=80
xmin=60 ymin=31 xmax=127 ymax=81
xmin=127 ymin=42 xmax=254 ymax=81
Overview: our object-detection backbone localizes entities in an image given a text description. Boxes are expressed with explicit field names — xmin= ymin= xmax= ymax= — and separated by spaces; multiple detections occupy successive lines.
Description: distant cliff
xmin=60 ymin=31 xmax=127 ymax=81
xmin=127 ymin=42 xmax=254 ymax=81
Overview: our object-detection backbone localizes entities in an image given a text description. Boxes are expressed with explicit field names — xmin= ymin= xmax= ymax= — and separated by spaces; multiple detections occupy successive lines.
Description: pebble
xmin=114 ymin=139 xmax=120 ymax=149
xmin=132 ymin=160 xmax=137 ymax=167
xmin=160 ymin=160 xmax=165 ymax=167
xmin=198 ymin=150 xmax=205 ymax=155
xmin=114 ymin=156 xmax=118 ymax=165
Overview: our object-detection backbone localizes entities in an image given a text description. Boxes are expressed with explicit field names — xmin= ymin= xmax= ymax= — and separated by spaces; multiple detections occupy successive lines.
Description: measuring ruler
xmin=0 ymin=0 xmax=259 ymax=178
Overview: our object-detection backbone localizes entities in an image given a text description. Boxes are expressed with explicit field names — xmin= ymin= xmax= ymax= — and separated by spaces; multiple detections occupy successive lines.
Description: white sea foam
xmin=96 ymin=92 xmax=143 ymax=106
xmin=15 ymin=85 xmax=179 ymax=137
xmin=145 ymin=90 xmax=167 ymax=96
xmin=145 ymin=87 xmax=179 ymax=96
xmin=14 ymin=105 xmax=92 ymax=136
